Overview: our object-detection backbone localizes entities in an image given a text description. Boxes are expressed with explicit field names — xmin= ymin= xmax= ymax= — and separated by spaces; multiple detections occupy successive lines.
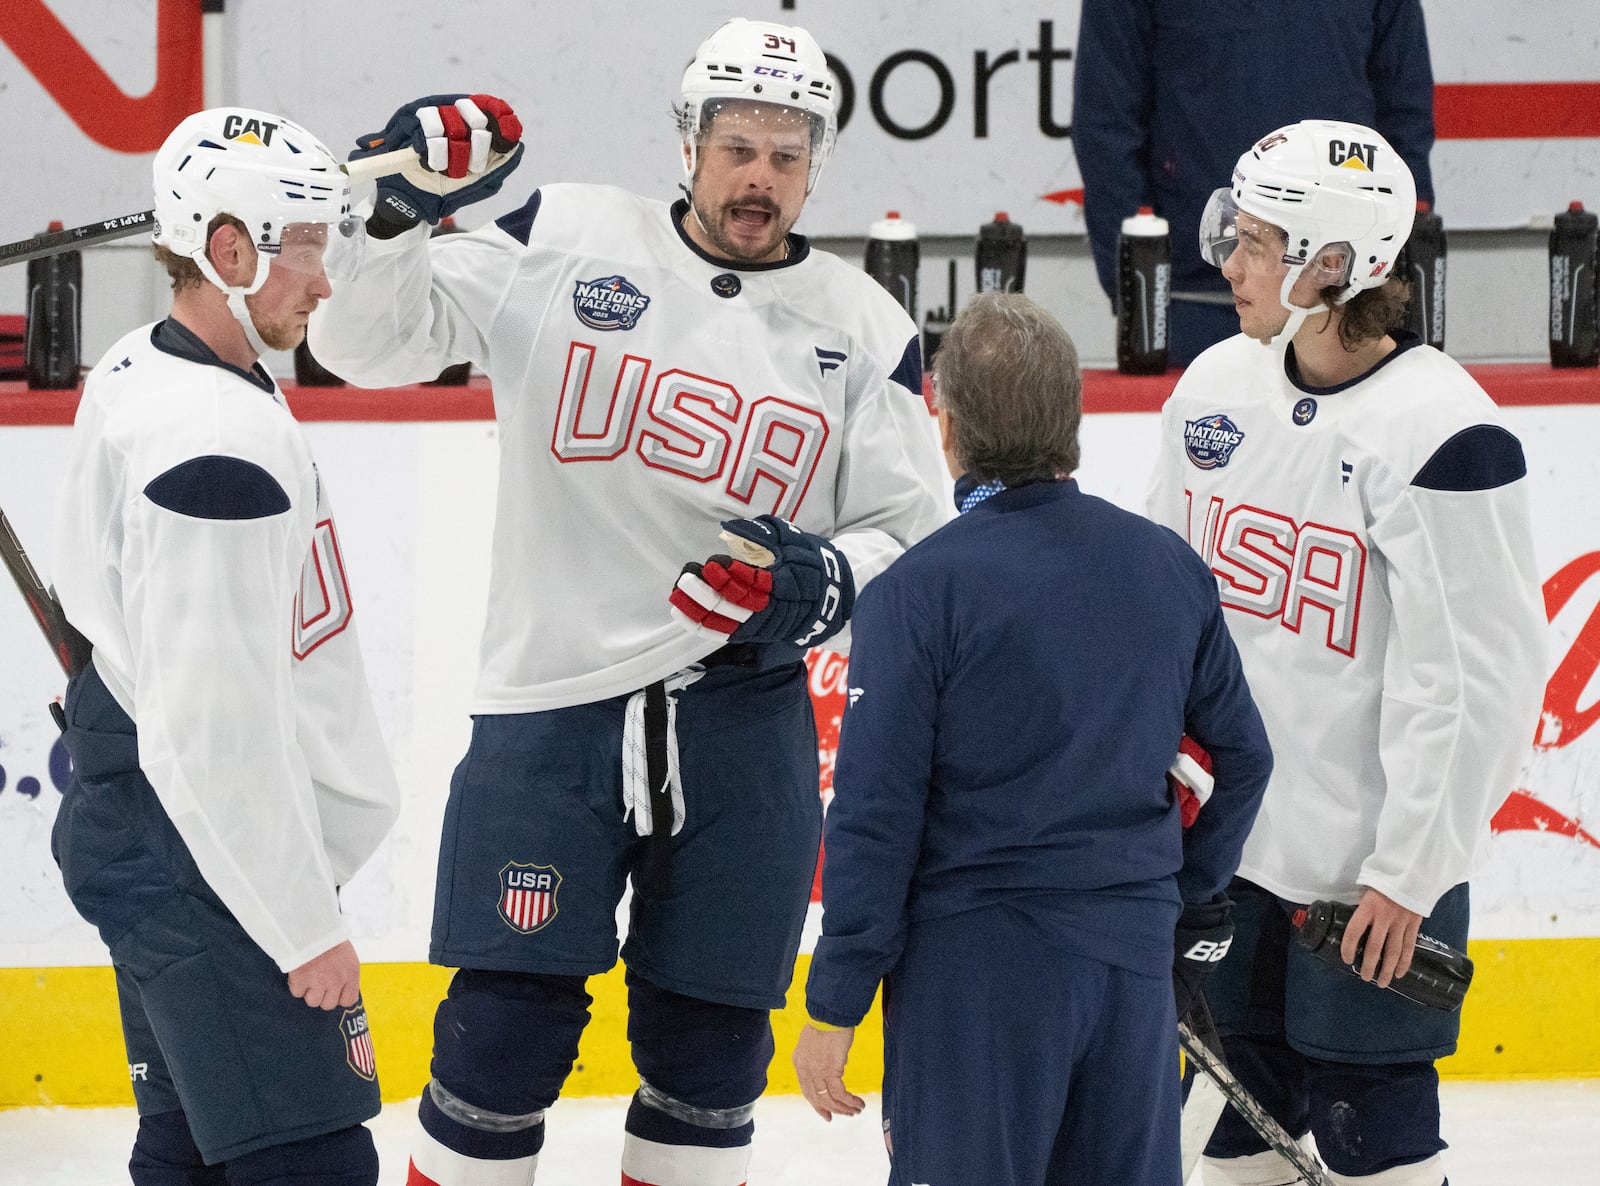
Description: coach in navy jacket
xmin=793 ymin=293 xmax=1272 ymax=1184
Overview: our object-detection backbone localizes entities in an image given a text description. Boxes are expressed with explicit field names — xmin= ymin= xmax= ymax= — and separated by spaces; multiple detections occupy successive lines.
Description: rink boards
xmin=2 ymin=374 xmax=1599 ymax=1106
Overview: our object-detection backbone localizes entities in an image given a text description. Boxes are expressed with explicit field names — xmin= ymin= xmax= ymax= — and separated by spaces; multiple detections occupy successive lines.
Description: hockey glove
xmin=1167 ymin=735 xmax=1215 ymax=828
xmin=353 ymin=94 xmax=525 ymax=233
xmin=669 ymin=515 xmax=855 ymax=649
xmin=1173 ymin=894 xmax=1234 ymax=1022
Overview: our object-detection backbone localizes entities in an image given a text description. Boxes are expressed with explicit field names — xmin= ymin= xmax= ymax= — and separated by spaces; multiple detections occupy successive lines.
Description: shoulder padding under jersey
xmin=495 ymin=189 xmax=543 ymax=246
xmin=1411 ymin=424 xmax=1527 ymax=492
xmin=143 ymin=455 xmax=291 ymax=520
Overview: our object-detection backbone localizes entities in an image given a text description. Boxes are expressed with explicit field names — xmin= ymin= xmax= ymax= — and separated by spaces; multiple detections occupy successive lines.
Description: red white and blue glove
xmin=1167 ymin=734 xmax=1214 ymax=828
xmin=670 ymin=516 xmax=855 ymax=648
xmin=353 ymin=94 xmax=524 ymax=232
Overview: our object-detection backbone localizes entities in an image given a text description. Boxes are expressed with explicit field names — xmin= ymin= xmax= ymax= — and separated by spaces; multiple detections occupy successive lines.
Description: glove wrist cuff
xmin=369 ymin=190 xmax=428 ymax=237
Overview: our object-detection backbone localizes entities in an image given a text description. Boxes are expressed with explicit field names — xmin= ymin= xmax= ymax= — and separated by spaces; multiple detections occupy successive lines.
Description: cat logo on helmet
xmin=1328 ymin=139 xmax=1378 ymax=170
xmin=221 ymin=114 xmax=277 ymax=146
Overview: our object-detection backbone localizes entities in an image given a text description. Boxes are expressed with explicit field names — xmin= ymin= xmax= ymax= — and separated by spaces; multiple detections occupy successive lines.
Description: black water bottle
xmin=1116 ymin=207 xmax=1170 ymax=375
xmin=922 ymin=259 xmax=957 ymax=368
xmin=293 ymin=339 xmax=346 ymax=386
xmin=24 ymin=222 xmax=82 ymax=389
xmin=1398 ymin=201 xmax=1447 ymax=351
xmin=1293 ymin=899 xmax=1474 ymax=1012
xmin=864 ymin=210 xmax=920 ymax=323
xmin=975 ymin=212 xmax=1025 ymax=294
xmin=428 ymin=216 xmax=474 ymax=385
xmin=1550 ymin=201 xmax=1599 ymax=368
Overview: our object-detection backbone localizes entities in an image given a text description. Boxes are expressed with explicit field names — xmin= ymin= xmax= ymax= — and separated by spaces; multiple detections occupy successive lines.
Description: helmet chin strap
xmin=1263 ymin=266 xmax=1324 ymax=353
xmin=195 ymin=251 xmax=274 ymax=361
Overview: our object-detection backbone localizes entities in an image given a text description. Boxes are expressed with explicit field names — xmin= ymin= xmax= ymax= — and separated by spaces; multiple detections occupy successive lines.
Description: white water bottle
xmin=1117 ymin=207 xmax=1171 ymax=375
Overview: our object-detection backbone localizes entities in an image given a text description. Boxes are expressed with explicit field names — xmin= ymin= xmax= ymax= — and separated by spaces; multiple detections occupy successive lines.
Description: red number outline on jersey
xmin=293 ymin=518 xmax=354 ymax=659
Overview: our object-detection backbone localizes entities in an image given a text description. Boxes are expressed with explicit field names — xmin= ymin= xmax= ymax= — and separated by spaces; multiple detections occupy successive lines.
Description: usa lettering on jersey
xmin=1186 ymin=491 xmax=1367 ymax=657
xmin=550 ymin=341 xmax=831 ymax=520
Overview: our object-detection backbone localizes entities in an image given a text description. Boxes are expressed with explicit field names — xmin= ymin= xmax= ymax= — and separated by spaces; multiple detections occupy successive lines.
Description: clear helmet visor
xmin=262 ymin=217 xmax=366 ymax=285
xmin=688 ymin=98 xmax=827 ymax=191
xmin=1198 ymin=187 xmax=1356 ymax=293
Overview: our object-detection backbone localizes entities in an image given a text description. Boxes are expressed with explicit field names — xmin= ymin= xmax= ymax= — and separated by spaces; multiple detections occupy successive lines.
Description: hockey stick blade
xmin=1177 ymin=1021 xmax=1331 ymax=1186
xmin=0 ymin=504 xmax=89 ymax=677
xmin=0 ymin=150 xmax=416 ymax=270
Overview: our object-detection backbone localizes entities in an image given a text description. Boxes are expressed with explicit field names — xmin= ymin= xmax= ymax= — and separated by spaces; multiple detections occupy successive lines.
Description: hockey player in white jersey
xmin=49 ymin=108 xmax=401 ymax=1185
xmin=307 ymin=18 xmax=947 ymax=1186
xmin=1147 ymin=121 xmax=1546 ymax=1186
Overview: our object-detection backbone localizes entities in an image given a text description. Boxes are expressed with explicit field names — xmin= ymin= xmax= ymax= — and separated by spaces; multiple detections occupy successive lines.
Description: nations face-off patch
xmin=1184 ymin=414 xmax=1246 ymax=469
xmin=573 ymin=275 xmax=651 ymax=331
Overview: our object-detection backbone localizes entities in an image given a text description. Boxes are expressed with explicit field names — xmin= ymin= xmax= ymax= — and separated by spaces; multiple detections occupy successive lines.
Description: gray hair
xmin=933 ymin=292 xmax=1082 ymax=484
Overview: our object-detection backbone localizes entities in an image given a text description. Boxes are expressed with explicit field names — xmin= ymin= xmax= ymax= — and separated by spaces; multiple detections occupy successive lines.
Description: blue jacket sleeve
xmin=1177 ymin=588 xmax=1273 ymax=905
xmin=804 ymin=576 xmax=939 ymax=1028
xmin=1369 ymin=0 xmax=1436 ymax=205
xmin=1072 ymin=0 xmax=1155 ymax=301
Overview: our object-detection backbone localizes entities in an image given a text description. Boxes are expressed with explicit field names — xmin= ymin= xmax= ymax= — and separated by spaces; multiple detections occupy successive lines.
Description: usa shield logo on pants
xmin=341 ymin=1005 xmax=376 ymax=1081
xmin=498 ymin=861 xmax=561 ymax=934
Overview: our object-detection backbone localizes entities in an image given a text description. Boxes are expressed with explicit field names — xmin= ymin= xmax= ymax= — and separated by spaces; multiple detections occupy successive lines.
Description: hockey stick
xmin=1179 ymin=997 xmax=1230 ymax=1180
xmin=0 ymin=149 xmax=417 ymax=269
xmin=0 ymin=502 xmax=90 ymax=681
xmin=1177 ymin=1020 xmax=1331 ymax=1186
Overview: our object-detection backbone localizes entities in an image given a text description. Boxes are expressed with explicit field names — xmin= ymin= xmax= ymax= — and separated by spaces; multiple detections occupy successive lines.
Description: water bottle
xmin=922 ymin=259 xmax=957 ymax=368
xmin=1293 ymin=899 xmax=1474 ymax=1012
xmin=24 ymin=222 xmax=82 ymax=389
xmin=864 ymin=211 xmax=919 ymax=322
xmin=1398 ymin=201 xmax=1447 ymax=351
xmin=428 ymin=216 xmax=473 ymax=385
xmin=1550 ymin=201 xmax=1599 ymax=368
xmin=293 ymin=338 xmax=346 ymax=387
xmin=1116 ymin=207 xmax=1170 ymax=375
xmin=975 ymin=212 xmax=1025 ymax=294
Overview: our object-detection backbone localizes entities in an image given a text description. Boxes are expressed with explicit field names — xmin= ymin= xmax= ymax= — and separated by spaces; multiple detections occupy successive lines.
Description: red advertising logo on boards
xmin=3 ymin=0 xmax=201 ymax=153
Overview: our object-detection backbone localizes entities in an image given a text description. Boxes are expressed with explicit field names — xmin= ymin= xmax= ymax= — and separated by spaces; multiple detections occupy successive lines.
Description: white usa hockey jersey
xmin=1147 ymin=335 xmax=1546 ymax=915
xmin=52 ymin=322 xmax=401 ymax=973
xmin=309 ymin=185 xmax=949 ymax=713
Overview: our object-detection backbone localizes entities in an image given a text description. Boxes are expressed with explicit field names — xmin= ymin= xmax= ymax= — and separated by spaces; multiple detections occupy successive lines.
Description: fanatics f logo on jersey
xmin=1183 ymin=414 xmax=1246 ymax=470
xmin=498 ymin=861 xmax=561 ymax=933
xmin=1292 ymin=397 xmax=1317 ymax=426
xmin=341 ymin=1005 xmax=377 ymax=1081
xmin=815 ymin=347 xmax=847 ymax=377
xmin=572 ymin=275 xmax=651 ymax=331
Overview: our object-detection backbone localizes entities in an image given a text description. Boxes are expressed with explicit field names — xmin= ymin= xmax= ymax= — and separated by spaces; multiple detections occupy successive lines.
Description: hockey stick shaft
xmin=1178 ymin=1021 xmax=1331 ymax=1185
xmin=0 ymin=148 xmax=418 ymax=269
xmin=0 ymin=504 xmax=89 ymax=678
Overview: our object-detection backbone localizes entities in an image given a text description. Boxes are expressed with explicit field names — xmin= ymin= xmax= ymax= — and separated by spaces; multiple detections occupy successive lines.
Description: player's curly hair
xmin=932 ymin=293 xmax=1082 ymax=485
xmin=152 ymin=213 xmax=248 ymax=292
xmin=1321 ymin=275 xmax=1413 ymax=351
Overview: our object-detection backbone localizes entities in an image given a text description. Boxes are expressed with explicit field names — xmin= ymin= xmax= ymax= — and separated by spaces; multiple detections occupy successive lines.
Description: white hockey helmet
xmin=678 ymin=18 xmax=838 ymax=193
xmin=153 ymin=107 xmax=363 ymax=295
xmin=1199 ymin=119 xmax=1417 ymax=312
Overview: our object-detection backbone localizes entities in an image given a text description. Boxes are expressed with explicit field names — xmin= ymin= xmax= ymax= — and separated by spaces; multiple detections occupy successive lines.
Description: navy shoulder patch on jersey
xmin=890 ymin=334 xmax=923 ymax=398
xmin=495 ymin=190 xmax=543 ymax=246
xmin=143 ymin=455 xmax=291 ymax=520
xmin=1411 ymin=424 xmax=1526 ymax=491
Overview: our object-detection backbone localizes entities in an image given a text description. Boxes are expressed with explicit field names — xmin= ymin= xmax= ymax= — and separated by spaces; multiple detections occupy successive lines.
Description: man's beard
xmin=245 ymin=300 xmax=311 ymax=351
xmin=693 ymin=195 xmax=787 ymax=264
